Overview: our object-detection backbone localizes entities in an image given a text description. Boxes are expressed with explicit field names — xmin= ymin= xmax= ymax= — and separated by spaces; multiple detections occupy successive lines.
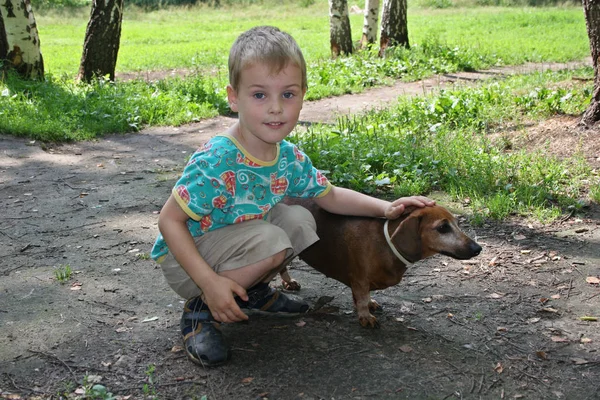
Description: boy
xmin=151 ymin=25 xmax=434 ymax=366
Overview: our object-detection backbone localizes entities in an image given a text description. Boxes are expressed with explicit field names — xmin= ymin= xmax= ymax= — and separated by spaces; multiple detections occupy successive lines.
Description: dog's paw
xmin=358 ymin=314 xmax=380 ymax=329
xmin=282 ymin=278 xmax=301 ymax=291
xmin=368 ymin=299 xmax=382 ymax=313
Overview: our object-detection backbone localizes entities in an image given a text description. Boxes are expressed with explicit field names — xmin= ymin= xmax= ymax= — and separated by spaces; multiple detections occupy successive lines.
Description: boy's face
xmin=227 ymin=62 xmax=306 ymax=156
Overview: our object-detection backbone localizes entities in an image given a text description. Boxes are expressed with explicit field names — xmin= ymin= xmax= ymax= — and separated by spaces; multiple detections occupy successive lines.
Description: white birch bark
xmin=361 ymin=0 xmax=380 ymax=49
xmin=0 ymin=0 xmax=43 ymax=79
xmin=329 ymin=0 xmax=353 ymax=57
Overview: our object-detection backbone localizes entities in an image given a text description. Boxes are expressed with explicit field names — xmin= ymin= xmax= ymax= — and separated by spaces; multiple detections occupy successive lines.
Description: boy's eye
xmin=283 ymin=92 xmax=295 ymax=99
xmin=253 ymin=93 xmax=265 ymax=100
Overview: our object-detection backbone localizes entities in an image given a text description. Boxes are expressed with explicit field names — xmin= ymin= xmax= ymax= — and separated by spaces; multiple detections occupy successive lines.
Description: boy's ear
xmin=226 ymin=85 xmax=239 ymax=112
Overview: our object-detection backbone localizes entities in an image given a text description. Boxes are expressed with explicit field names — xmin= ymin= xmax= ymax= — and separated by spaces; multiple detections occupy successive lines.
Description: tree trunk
xmin=360 ymin=0 xmax=380 ymax=49
xmin=582 ymin=0 xmax=600 ymax=126
xmin=0 ymin=13 xmax=8 ymax=62
xmin=379 ymin=0 xmax=409 ymax=57
xmin=0 ymin=0 xmax=44 ymax=79
xmin=77 ymin=0 xmax=124 ymax=82
xmin=329 ymin=0 xmax=353 ymax=57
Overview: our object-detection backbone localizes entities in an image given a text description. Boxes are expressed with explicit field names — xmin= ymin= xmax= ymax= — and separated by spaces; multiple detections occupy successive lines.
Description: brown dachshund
xmin=283 ymin=198 xmax=482 ymax=328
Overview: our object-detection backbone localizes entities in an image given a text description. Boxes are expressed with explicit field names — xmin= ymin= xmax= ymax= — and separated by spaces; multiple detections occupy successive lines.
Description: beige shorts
xmin=159 ymin=203 xmax=318 ymax=299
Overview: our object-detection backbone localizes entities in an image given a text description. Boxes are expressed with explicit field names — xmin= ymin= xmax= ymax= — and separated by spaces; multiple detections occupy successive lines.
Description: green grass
xmin=2 ymin=1 xmax=597 ymax=221
xmin=53 ymin=264 xmax=73 ymax=283
xmin=0 ymin=3 xmax=589 ymax=141
xmin=289 ymin=67 xmax=597 ymax=222
xmin=36 ymin=2 xmax=588 ymax=77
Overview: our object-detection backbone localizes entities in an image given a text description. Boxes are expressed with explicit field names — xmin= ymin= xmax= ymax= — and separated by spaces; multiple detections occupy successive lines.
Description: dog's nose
xmin=471 ymin=242 xmax=482 ymax=256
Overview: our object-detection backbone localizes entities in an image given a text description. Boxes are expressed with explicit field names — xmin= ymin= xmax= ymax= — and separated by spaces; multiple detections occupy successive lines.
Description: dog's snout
xmin=471 ymin=241 xmax=482 ymax=256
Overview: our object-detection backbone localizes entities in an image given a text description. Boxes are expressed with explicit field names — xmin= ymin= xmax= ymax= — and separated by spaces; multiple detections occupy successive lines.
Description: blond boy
xmin=152 ymin=26 xmax=434 ymax=366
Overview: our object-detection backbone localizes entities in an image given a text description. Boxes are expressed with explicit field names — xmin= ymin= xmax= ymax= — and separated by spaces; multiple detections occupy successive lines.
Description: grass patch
xmin=53 ymin=264 xmax=73 ymax=283
xmin=2 ymin=3 xmax=588 ymax=140
xmin=36 ymin=2 xmax=588 ymax=77
xmin=290 ymin=68 xmax=597 ymax=221
xmin=0 ymin=72 xmax=228 ymax=141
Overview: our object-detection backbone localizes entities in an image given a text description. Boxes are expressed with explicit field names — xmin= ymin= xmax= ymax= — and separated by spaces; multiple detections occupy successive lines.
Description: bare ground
xmin=1 ymin=61 xmax=600 ymax=400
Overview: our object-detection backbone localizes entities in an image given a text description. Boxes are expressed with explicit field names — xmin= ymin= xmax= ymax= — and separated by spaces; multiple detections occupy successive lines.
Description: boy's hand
xmin=385 ymin=196 xmax=435 ymax=220
xmin=201 ymin=275 xmax=249 ymax=323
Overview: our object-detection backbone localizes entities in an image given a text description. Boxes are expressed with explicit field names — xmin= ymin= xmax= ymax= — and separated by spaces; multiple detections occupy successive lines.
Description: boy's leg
xmin=159 ymin=212 xmax=317 ymax=366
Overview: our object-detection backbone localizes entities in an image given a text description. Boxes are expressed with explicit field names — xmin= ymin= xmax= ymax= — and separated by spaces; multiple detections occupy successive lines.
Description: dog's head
xmin=391 ymin=205 xmax=482 ymax=262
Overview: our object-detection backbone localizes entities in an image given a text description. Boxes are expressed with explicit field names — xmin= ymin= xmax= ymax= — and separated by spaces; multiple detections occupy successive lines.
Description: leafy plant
xmin=53 ymin=264 xmax=73 ymax=283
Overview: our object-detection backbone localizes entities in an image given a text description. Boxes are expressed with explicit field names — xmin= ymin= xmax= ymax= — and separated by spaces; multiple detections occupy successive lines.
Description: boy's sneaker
xmin=235 ymin=282 xmax=309 ymax=315
xmin=181 ymin=296 xmax=231 ymax=367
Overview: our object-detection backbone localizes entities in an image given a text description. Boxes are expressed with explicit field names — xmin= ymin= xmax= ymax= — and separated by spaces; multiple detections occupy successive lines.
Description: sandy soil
xmin=1 ymin=60 xmax=600 ymax=400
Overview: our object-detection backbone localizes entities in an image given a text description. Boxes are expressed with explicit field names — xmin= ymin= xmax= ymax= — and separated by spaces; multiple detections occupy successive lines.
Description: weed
xmin=53 ymin=264 xmax=72 ymax=283
xmin=290 ymin=68 xmax=594 ymax=222
xmin=590 ymin=183 xmax=600 ymax=203
xmin=143 ymin=364 xmax=157 ymax=397
xmin=81 ymin=375 xmax=117 ymax=400
xmin=137 ymin=252 xmax=151 ymax=260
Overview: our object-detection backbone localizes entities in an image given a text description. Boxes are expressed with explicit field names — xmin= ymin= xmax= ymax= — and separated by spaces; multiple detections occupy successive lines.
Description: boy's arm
xmin=313 ymin=185 xmax=435 ymax=219
xmin=158 ymin=195 xmax=249 ymax=323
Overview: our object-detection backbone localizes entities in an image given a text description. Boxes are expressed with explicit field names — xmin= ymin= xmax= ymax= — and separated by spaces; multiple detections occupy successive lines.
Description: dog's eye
xmin=436 ymin=222 xmax=452 ymax=234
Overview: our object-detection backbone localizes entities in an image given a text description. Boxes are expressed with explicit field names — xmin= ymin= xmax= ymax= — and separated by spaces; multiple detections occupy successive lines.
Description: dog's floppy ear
xmin=391 ymin=214 xmax=422 ymax=262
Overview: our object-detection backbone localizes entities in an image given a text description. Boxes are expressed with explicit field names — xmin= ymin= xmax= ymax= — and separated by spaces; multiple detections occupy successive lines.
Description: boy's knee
xmin=267 ymin=249 xmax=287 ymax=269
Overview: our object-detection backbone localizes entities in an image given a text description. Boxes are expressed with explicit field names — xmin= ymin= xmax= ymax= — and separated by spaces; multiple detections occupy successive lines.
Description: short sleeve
xmin=286 ymin=143 xmax=331 ymax=198
xmin=172 ymin=144 xmax=230 ymax=221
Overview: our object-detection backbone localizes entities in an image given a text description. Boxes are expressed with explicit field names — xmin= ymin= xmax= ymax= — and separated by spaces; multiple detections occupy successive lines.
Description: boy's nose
xmin=269 ymin=98 xmax=283 ymax=114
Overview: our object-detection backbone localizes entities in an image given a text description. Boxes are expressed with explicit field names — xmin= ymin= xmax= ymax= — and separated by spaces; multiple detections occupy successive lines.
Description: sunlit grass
xmin=36 ymin=1 xmax=588 ymax=77
xmin=290 ymin=68 xmax=598 ymax=221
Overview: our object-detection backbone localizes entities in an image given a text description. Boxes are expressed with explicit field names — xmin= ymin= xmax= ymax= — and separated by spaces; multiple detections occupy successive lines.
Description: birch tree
xmin=0 ymin=0 xmax=44 ymax=79
xmin=77 ymin=0 xmax=124 ymax=82
xmin=360 ymin=0 xmax=380 ymax=49
xmin=581 ymin=0 xmax=600 ymax=126
xmin=379 ymin=0 xmax=409 ymax=57
xmin=329 ymin=0 xmax=353 ymax=57
xmin=0 ymin=13 xmax=8 ymax=62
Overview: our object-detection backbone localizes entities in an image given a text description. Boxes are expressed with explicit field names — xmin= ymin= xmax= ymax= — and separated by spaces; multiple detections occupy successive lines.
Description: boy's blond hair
xmin=228 ymin=26 xmax=307 ymax=91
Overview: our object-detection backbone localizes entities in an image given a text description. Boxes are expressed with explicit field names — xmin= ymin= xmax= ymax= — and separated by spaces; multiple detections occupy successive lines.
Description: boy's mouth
xmin=265 ymin=122 xmax=285 ymax=127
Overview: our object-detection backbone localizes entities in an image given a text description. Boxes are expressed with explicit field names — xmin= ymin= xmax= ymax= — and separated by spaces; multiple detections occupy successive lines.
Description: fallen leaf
xmin=551 ymin=336 xmax=569 ymax=342
xmin=514 ymin=234 xmax=526 ymax=241
xmin=541 ymin=307 xmax=559 ymax=313
xmin=527 ymin=317 xmax=541 ymax=324
xmin=422 ymin=297 xmax=432 ymax=303
xmin=115 ymin=326 xmax=130 ymax=333
xmin=171 ymin=345 xmax=184 ymax=353
xmin=580 ymin=337 xmax=592 ymax=344
xmin=488 ymin=292 xmax=505 ymax=299
xmin=399 ymin=345 xmax=413 ymax=353
xmin=520 ymin=250 xmax=532 ymax=254
xmin=579 ymin=316 xmax=598 ymax=321
xmin=536 ymin=351 xmax=547 ymax=360
xmin=494 ymin=362 xmax=503 ymax=374
xmin=571 ymin=357 xmax=589 ymax=365
xmin=142 ymin=316 xmax=159 ymax=323
xmin=551 ymin=294 xmax=561 ymax=300
xmin=70 ymin=282 xmax=83 ymax=291
xmin=295 ymin=320 xmax=306 ymax=327
xmin=241 ymin=377 xmax=254 ymax=384
xmin=86 ymin=375 xmax=103 ymax=384
xmin=586 ymin=276 xmax=600 ymax=285
xmin=101 ymin=361 xmax=112 ymax=367
xmin=497 ymin=327 xmax=508 ymax=332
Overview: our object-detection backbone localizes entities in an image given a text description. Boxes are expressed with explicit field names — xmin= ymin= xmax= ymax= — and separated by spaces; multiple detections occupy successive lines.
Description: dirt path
xmin=1 ymin=61 xmax=600 ymax=400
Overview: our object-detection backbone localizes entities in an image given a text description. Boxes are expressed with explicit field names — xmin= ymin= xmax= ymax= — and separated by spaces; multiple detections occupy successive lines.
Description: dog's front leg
xmin=352 ymin=283 xmax=379 ymax=328
xmin=279 ymin=267 xmax=301 ymax=291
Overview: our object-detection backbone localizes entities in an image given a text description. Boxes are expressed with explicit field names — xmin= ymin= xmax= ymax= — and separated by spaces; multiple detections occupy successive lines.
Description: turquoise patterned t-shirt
xmin=151 ymin=134 xmax=331 ymax=262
